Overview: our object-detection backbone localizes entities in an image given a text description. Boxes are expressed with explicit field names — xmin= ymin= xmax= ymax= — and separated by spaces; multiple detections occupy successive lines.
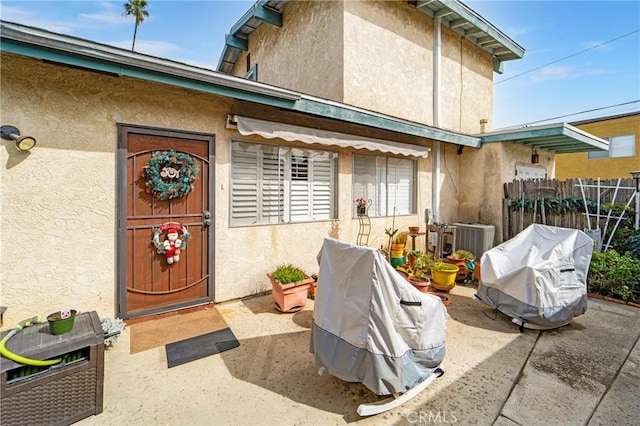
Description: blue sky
xmin=1 ymin=0 xmax=638 ymax=129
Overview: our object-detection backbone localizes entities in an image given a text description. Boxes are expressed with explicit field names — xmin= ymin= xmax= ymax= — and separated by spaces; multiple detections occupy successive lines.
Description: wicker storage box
xmin=1 ymin=311 xmax=104 ymax=426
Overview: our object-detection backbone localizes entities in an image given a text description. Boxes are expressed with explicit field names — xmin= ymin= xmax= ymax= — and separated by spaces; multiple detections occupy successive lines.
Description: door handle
xmin=203 ymin=210 xmax=212 ymax=227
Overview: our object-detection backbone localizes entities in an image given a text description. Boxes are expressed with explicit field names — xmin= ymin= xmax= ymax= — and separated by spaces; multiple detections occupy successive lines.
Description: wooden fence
xmin=502 ymin=178 xmax=638 ymax=246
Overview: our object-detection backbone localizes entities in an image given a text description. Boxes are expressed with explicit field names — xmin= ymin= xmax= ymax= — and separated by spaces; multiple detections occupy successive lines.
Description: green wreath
xmin=142 ymin=150 xmax=199 ymax=200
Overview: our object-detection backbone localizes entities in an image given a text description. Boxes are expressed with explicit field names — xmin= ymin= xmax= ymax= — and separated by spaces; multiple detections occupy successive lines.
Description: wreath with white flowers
xmin=142 ymin=150 xmax=199 ymax=200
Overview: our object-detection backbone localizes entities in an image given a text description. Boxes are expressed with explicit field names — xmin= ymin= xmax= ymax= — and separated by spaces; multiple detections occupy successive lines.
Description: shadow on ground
xmin=223 ymin=291 xmax=640 ymax=425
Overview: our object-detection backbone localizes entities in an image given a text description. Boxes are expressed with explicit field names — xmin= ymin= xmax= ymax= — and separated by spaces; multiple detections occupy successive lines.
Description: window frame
xmin=352 ymin=153 xmax=417 ymax=218
xmin=588 ymin=134 xmax=636 ymax=159
xmin=230 ymin=140 xmax=338 ymax=227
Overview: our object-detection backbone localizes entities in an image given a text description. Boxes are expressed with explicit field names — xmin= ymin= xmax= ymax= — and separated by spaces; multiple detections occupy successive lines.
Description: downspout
xmin=431 ymin=16 xmax=442 ymax=223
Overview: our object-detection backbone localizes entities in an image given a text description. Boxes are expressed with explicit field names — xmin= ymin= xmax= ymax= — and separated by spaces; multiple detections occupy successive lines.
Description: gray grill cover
xmin=310 ymin=238 xmax=447 ymax=396
xmin=476 ymin=224 xmax=594 ymax=328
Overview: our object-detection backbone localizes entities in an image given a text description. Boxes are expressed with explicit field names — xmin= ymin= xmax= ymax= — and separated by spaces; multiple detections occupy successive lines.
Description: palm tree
xmin=123 ymin=0 xmax=149 ymax=51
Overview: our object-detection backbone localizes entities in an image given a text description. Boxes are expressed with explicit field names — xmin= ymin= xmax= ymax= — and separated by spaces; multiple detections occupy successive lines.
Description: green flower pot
xmin=47 ymin=310 xmax=77 ymax=335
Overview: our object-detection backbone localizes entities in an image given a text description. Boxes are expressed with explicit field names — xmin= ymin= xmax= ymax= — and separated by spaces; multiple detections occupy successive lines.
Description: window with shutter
xmin=352 ymin=154 xmax=416 ymax=217
xmin=231 ymin=141 xmax=337 ymax=226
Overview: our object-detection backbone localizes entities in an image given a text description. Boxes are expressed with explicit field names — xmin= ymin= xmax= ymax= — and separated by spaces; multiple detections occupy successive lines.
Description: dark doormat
xmin=165 ymin=327 xmax=240 ymax=368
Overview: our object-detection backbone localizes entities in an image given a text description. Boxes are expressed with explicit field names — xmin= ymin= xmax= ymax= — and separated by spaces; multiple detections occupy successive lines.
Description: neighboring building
xmin=555 ymin=112 xmax=640 ymax=180
xmin=0 ymin=1 xmax=607 ymax=324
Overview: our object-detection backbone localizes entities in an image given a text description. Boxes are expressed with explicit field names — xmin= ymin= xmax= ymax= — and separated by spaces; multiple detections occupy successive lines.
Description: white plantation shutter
xmin=260 ymin=147 xmax=285 ymax=224
xmin=231 ymin=141 xmax=336 ymax=226
xmin=353 ymin=154 xmax=415 ymax=217
xmin=376 ymin=157 xmax=387 ymax=216
xmin=231 ymin=143 xmax=260 ymax=226
xmin=353 ymin=155 xmax=380 ymax=216
xmin=310 ymin=151 xmax=335 ymax=220
xmin=290 ymin=151 xmax=310 ymax=221
xmin=388 ymin=158 xmax=413 ymax=215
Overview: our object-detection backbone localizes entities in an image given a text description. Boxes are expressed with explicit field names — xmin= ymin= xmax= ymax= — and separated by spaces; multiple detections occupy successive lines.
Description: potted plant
xmin=395 ymin=263 xmax=431 ymax=293
xmin=430 ymin=261 xmax=459 ymax=291
xmin=390 ymin=232 xmax=408 ymax=267
xmin=446 ymin=249 xmax=475 ymax=280
xmin=267 ymin=264 xmax=314 ymax=313
xmin=309 ymin=273 xmax=319 ymax=300
xmin=407 ymin=249 xmax=421 ymax=269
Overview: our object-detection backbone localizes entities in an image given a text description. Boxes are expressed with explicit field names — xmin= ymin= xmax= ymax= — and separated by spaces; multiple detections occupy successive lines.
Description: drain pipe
xmin=431 ymin=16 xmax=442 ymax=223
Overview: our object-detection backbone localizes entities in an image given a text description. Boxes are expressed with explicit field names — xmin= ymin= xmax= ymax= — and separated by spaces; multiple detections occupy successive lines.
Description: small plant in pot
xmin=267 ymin=264 xmax=314 ymax=313
xmin=396 ymin=250 xmax=431 ymax=293
xmin=446 ymin=249 xmax=475 ymax=280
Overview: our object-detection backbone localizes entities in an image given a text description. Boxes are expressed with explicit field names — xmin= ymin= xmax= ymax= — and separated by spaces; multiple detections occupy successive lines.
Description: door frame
xmin=116 ymin=123 xmax=215 ymax=319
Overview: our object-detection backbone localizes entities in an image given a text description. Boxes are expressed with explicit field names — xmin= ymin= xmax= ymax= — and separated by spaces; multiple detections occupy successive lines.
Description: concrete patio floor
xmin=77 ymin=285 xmax=640 ymax=426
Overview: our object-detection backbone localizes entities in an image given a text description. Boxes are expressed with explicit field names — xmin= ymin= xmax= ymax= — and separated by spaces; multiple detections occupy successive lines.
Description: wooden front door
xmin=117 ymin=124 xmax=214 ymax=319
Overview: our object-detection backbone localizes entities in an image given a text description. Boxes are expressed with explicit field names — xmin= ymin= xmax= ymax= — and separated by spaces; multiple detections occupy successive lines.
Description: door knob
xmin=203 ymin=211 xmax=212 ymax=226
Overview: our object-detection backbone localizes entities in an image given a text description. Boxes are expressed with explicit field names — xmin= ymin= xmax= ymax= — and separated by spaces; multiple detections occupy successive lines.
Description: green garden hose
xmin=0 ymin=316 xmax=63 ymax=366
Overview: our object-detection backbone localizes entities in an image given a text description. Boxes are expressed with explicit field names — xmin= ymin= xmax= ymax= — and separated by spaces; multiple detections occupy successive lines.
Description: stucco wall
xmin=1 ymin=53 xmax=433 ymax=326
xmin=457 ymin=142 xmax=556 ymax=243
xmin=231 ymin=0 xmax=493 ymax=134
xmin=231 ymin=0 xmax=345 ymax=102
xmin=555 ymin=114 xmax=640 ymax=180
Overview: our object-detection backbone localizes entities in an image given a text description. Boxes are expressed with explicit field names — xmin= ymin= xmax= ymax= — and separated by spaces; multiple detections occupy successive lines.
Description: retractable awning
xmin=231 ymin=115 xmax=431 ymax=158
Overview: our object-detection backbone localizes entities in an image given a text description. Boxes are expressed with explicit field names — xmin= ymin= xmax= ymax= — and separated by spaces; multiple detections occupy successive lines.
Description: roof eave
xmin=1 ymin=20 xmax=479 ymax=148
xmin=477 ymin=123 xmax=609 ymax=153
xmin=216 ymin=0 xmax=286 ymax=73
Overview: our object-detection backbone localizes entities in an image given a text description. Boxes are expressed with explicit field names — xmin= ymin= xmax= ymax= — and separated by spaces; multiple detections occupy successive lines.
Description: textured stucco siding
xmin=342 ymin=0 xmax=493 ymax=133
xmin=231 ymin=1 xmax=345 ymax=102
xmin=455 ymin=142 xmax=555 ymax=243
xmin=439 ymin=30 xmax=494 ymax=134
xmin=342 ymin=0 xmax=433 ymax=125
xmin=0 ymin=53 xmax=433 ymax=326
xmin=555 ymin=114 xmax=640 ymax=180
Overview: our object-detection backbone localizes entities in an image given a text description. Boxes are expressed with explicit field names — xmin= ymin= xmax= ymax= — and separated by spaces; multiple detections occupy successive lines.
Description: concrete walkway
xmin=77 ymin=286 xmax=640 ymax=426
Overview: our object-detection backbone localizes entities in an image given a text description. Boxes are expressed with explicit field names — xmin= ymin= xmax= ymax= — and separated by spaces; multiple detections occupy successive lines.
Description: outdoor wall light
xmin=1 ymin=125 xmax=37 ymax=151
xmin=531 ymin=148 xmax=539 ymax=164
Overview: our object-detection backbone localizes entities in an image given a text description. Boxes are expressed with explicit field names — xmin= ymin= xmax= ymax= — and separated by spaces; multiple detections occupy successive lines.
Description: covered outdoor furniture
xmin=310 ymin=238 xmax=447 ymax=415
xmin=475 ymin=224 xmax=594 ymax=330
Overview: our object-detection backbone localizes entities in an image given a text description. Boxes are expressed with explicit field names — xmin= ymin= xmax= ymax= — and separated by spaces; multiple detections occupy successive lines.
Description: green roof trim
xmin=293 ymin=97 xmax=480 ymax=147
xmin=479 ymin=123 xmax=609 ymax=153
xmin=217 ymin=0 xmax=284 ymax=72
xmin=217 ymin=1 xmax=525 ymax=75
xmin=0 ymin=37 xmax=297 ymax=108
xmin=1 ymin=20 xmax=479 ymax=148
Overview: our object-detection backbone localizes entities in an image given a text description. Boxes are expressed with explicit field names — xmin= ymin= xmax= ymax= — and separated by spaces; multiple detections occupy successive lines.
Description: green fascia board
xmin=294 ymin=97 xmax=481 ymax=147
xmin=563 ymin=124 xmax=609 ymax=151
xmin=224 ymin=34 xmax=248 ymax=51
xmin=227 ymin=0 xmax=282 ymax=36
xmin=1 ymin=22 xmax=480 ymax=148
xmin=217 ymin=0 xmax=283 ymax=71
xmin=442 ymin=0 xmax=525 ymax=60
xmin=0 ymin=38 xmax=297 ymax=108
xmin=479 ymin=124 xmax=609 ymax=152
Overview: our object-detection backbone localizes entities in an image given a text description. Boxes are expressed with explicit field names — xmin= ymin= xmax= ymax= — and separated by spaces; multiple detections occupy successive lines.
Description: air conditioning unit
xmin=453 ymin=222 xmax=496 ymax=260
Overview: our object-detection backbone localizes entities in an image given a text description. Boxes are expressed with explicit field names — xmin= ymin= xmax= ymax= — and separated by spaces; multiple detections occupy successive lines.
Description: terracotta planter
xmin=408 ymin=226 xmax=420 ymax=234
xmin=308 ymin=279 xmax=317 ymax=300
xmin=474 ymin=262 xmax=481 ymax=281
xmin=406 ymin=253 xmax=418 ymax=269
xmin=267 ymin=273 xmax=313 ymax=313
xmin=409 ymin=277 xmax=430 ymax=293
xmin=428 ymin=292 xmax=450 ymax=307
